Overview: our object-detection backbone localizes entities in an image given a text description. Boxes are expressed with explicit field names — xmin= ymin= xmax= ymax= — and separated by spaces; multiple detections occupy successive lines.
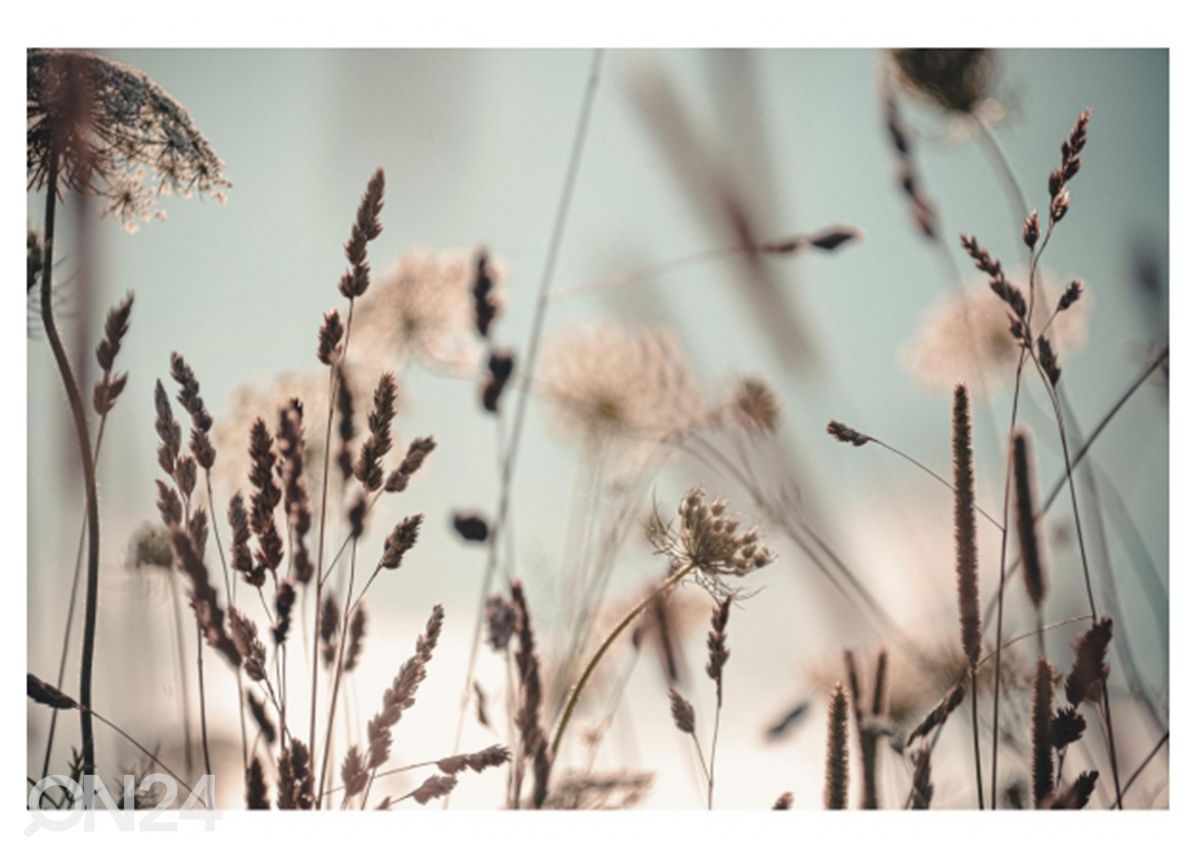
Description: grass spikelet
xmin=436 ymin=744 xmax=511 ymax=775
xmin=910 ymin=744 xmax=934 ymax=809
xmin=344 ymin=605 xmax=367 ymax=673
xmin=1064 ymin=617 xmax=1113 ymax=706
xmin=354 ymin=373 xmax=398 ymax=492
xmin=338 ymin=168 xmax=385 ymax=300
xmin=705 ymin=597 xmax=731 ymax=706
xmin=246 ymin=756 xmax=269 ymax=809
xmin=246 ymin=691 xmax=276 ymax=747
xmin=170 ymin=529 xmax=240 ymax=667
xmin=1047 ymin=770 xmax=1099 ymax=809
xmin=823 ymin=683 xmax=849 ymax=810
xmin=667 ymin=688 xmax=696 ymax=734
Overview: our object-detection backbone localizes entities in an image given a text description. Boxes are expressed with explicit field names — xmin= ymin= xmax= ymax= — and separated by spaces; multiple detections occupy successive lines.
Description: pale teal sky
xmin=27 ymin=50 xmax=1168 ymax=806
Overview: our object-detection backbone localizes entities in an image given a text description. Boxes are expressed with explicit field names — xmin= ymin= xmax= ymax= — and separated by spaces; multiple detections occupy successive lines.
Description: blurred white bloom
xmin=355 ymin=248 xmax=501 ymax=372
xmin=903 ymin=269 xmax=1090 ymax=392
xmin=539 ymin=320 xmax=706 ymax=453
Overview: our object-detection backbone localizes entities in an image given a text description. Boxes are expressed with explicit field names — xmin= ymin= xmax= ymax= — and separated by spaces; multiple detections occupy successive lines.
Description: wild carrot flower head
xmin=27 ymin=49 xmax=230 ymax=233
xmin=356 ymin=248 xmax=499 ymax=371
xmin=540 ymin=320 xmax=705 ymax=452
xmin=647 ymin=487 xmax=774 ymax=595
xmin=903 ymin=269 xmax=1089 ymax=392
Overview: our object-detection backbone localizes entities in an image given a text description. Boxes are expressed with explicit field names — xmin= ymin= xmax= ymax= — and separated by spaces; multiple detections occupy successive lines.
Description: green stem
xmin=550 ymin=562 xmax=692 ymax=758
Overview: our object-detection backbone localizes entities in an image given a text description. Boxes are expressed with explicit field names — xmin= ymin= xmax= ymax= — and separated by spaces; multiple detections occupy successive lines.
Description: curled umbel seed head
xmin=647 ymin=487 xmax=774 ymax=589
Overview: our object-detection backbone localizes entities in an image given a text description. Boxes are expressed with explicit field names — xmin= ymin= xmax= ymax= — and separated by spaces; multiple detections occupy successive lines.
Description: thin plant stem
xmin=87 ymin=708 xmax=191 ymax=795
xmin=972 ymin=112 xmax=1031 ymax=238
xmin=39 ymin=148 xmax=102 ymax=777
xmin=194 ymin=624 xmax=213 ymax=794
xmin=970 ymin=669 xmax=984 ymax=809
xmin=167 ymin=573 xmax=196 ymax=778
xmin=452 ymin=48 xmax=604 ymax=763
xmin=318 ymin=539 xmax=363 ymax=807
xmin=707 ymin=700 xmax=721 ymax=810
xmin=866 ymin=435 xmax=1002 ymax=530
xmin=550 ymin=562 xmax=692 ymax=758
xmin=205 ymin=471 xmax=248 ymax=775
xmin=40 ymin=413 xmax=108 ymax=782
xmin=1111 ymin=730 xmax=1168 ymax=809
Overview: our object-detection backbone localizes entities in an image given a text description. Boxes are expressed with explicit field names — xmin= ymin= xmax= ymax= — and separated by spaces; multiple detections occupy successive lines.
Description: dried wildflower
xmin=646 ymin=487 xmax=774 ymax=594
xmin=1023 ymin=210 xmax=1041 ymax=250
xmin=155 ymin=479 xmax=182 ymax=528
xmin=911 ymin=744 xmax=934 ymax=809
xmin=245 ymin=756 xmax=269 ymax=809
xmin=1058 ymin=279 xmax=1084 ymax=312
xmin=892 ymin=49 xmax=993 ymax=114
xmin=355 ymin=248 xmax=489 ymax=370
xmin=1037 ymin=335 xmax=1062 ymax=386
xmin=380 ymin=515 xmax=422 ymax=569
xmin=1065 ymin=618 xmax=1113 ymax=706
xmin=409 ymin=774 xmax=457 ymax=805
xmin=367 ymin=605 xmax=444 ymax=769
xmin=277 ymin=738 xmax=314 ymax=810
xmin=276 ymin=401 xmax=313 ymax=583
xmin=453 ymin=512 xmax=490 ymax=543
xmin=706 ymin=597 xmax=732 ymax=706
xmin=354 ymin=373 xmax=398 ymax=492
xmin=729 ymin=376 xmax=780 ymax=436
xmin=436 ymin=744 xmax=510 ymax=775
xmin=226 ymin=492 xmax=258 ymax=587
xmin=1050 ymin=706 xmax=1087 ymax=750
xmin=1048 ymin=109 xmax=1092 ymax=202
xmin=340 ymin=746 xmax=368 ymax=801
xmin=1012 ymin=430 xmax=1047 ymax=608
xmin=28 ymin=673 xmax=78 ymax=710
xmin=248 ymin=419 xmax=284 ymax=575
xmin=1047 ymin=770 xmax=1099 ymax=809
xmin=153 ymin=379 xmax=182 ymax=478
xmin=246 ymin=691 xmax=277 ymax=747
xmin=272 ymin=579 xmax=296 ymax=646
xmin=481 ymin=349 xmax=515 ymax=414
xmin=229 ymin=607 xmax=267 ymax=682
xmin=170 ymin=529 xmax=240 ymax=668
xmin=337 ymin=169 xmax=385 ymax=300
xmin=317 ymin=309 xmax=344 ymax=366
xmin=539 ymin=320 xmax=705 ymax=453
xmin=826 ymin=419 xmax=869 ymax=447
xmin=320 ymin=594 xmax=339 ymax=668
xmin=28 ymin=50 xmax=230 ymax=232
xmin=343 ymin=605 xmax=367 ymax=673
xmin=667 ymin=688 xmax=696 ymax=735
xmin=170 ymin=352 xmax=215 ymax=469
xmin=384 ymin=436 xmax=436 ymax=493
xmin=904 ymin=268 xmax=1089 ymax=392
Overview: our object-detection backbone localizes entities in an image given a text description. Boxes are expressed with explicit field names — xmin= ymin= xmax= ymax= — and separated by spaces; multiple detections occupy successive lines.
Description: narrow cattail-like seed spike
xmin=823 ymin=683 xmax=849 ymax=810
xmin=1031 ymin=658 xmax=1055 ymax=806
xmin=245 ymin=756 xmax=269 ymax=809
xmin=1011 ymin=430 xmax=1047 ymax=608
xmin=706 ymin=597 xmax=732 ymax=707
xmin=952 ymin=385 xmax=982 ymax=666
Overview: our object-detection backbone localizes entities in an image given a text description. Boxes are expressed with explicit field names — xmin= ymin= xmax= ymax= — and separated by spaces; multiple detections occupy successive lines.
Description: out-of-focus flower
xmin=355 ymin=248 xmax=503 ymax=372
xmin=27 ymin=49 xmax=230 ymax=233
xmin=891 ymin=49 xmax=994 ymax=115
xmin=724 ymin=375 xmax=781 ymax=436
xmin=903 ymin=270 xmax=1090 ymax=393
xmin=539 ymin=320 xmax=706 ymax=453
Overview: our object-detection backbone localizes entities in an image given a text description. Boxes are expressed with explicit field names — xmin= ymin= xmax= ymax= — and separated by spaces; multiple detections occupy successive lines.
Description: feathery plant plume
xmin=353 ymin=373 xmax=398 ymax=492
xmin=1047 ymin=770 xmax=1099 ymax=809
xmin=27 ymin=50 xmax=230 ymax=232
xmin=437 ymin=744 xmax=511 ymax=775
xmin=706 ymin=597 xmax=732 ymax=707
xmin=226 ymin=492 xmax=258 ymax=587
xmin=169 ymin=352 xmax=215 ymax=470
xmin=1032 ymin=658 xmax=1055 ymax=807
xmin=245 ymin=756 xmax=269 ymax=809
xmin=1065 ymin=617 xmax=1113 ymax=706
xmin=907 ymin=682 xmax=966 ymax=746
xmin=92 ymin=293 xmax=133 ymax=416
xmin=228 ymin=607 xmax=266 ymax=683
xmin=246 ymin=691 xmax=276 ymax=747
xmin=384 ymin=436 xmax=437 ymax=493
xmin=510 ymin=580 xmax=549 ymax=808
xmin=247 ymin=418 xmax=284 ymax=576
xmin=271 ymin=579 xmax=296 ymax=646
xmin=952 ymin=385 xmax=982 ymax=666
xmin=317 ymin=309 xmax=344 ymax=367
xmin=823 ymin=683 xmax=849 ymax=810
xmin=728 ymin=376 xmax=780 ymax=436
xmin=667 ymin=688 xmax=697 ymax=735
xmin=337 ymin=169 xmax=384 ymax=300
xmin=276 ymin=400 xmax=314 ymax=583
xmin=169 ymin=530 xmax=240 ymax=668
xmin=343 ymin=605 xmax=367 ymax=673
xmin=1011 ymin=430 xmax=1047 ymax=609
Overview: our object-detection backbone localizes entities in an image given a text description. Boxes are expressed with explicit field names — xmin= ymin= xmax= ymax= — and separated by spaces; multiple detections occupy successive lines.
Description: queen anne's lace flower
xmin=27 ymin=49 xmax=230 ymax=232
xmin=539 ymin=320 xmax=706 ymax=452
xmin=355 ymin=249 xmax=497 ymax=371
xmin=903 ymin=269 xmax=1090 ymax=392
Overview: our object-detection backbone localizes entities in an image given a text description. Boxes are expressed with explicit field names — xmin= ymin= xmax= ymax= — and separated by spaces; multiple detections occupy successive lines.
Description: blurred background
xmin=27 ymin=49 xmax=1168 ymax=808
